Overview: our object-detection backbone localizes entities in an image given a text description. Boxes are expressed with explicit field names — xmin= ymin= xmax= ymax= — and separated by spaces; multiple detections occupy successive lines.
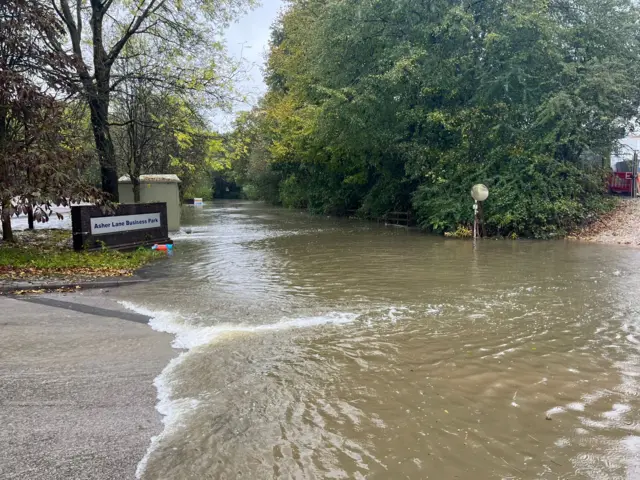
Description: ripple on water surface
xmin=114 ymin=202 xmax=640 ymax=480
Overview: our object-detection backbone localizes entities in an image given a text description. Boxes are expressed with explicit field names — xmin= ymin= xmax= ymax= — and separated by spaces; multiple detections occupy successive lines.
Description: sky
xmin=215 ymin=0 xmax=285 ymax=130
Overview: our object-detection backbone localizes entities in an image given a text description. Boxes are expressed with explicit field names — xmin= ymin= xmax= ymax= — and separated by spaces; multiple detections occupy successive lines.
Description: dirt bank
xmin=575 ymin=198 xmax=640 ymax=246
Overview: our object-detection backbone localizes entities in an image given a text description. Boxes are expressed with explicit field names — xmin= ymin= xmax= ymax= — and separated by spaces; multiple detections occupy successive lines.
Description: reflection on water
xmin=113 ymin=201 xmax=640 ymax=479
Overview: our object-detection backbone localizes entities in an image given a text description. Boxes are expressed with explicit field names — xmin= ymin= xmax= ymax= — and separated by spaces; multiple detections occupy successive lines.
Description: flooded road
xmin=112 ymin=201 xmax=640 ymax=479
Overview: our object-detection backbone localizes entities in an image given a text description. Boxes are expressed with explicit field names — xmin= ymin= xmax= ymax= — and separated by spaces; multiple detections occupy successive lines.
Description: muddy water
xmin=112 ymin=201 xmax=640 ymax=479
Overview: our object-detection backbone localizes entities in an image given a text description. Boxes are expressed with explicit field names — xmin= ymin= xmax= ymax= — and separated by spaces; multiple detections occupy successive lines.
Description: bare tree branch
xmin=106 ymin=0 xmax=165 ymax=67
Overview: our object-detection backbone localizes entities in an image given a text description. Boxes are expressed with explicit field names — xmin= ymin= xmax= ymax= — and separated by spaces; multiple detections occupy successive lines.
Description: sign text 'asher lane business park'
xmin=90 ymin=213 xmax=162 ymax=235
xmin=72 ymin=203 xmax=169 ymax=250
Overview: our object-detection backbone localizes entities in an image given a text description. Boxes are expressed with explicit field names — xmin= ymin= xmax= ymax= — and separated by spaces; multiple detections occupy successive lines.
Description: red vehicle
xmin=609 ymin=171 xmax=637 ymax=194
xmin=609 ymin=159 xmax=640 ymax=195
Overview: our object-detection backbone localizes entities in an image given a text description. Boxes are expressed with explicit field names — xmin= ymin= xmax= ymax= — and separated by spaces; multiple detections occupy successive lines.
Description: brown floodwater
xmin=111 ymin=201 xmax=640 ymax=479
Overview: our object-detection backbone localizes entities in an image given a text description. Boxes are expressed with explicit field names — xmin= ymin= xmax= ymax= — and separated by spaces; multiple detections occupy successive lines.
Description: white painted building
xmin=118 ymin=174 xmax=181 ymax=231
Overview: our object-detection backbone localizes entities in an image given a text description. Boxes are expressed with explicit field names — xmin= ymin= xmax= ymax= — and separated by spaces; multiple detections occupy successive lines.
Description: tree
xmin=233 ymin=0 xmax=640 ymax=237
xmin=224 ymin=108 xmax=281 ymax=202
xmin=0 ymin=0 xmax=99 ymax=242
xmin=46 ymin=0 xmax=253 ymax=201
xmin=111 ymin=68 xmax=163 ymax=203
xmin=158 ymin=97 xmax=227 ymax=200
xmin=113 ymin=85 xmax=161 ymax=203
xmin=109 ymin=37 xmax=230 ymax=203
xmin=111 ymin=83 xmax=227 ymax=202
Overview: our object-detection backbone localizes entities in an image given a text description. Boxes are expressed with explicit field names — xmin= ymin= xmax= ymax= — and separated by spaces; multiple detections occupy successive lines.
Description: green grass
xmin=0 ymin=229 xmax=160 ymax=277
xmin=0 ymin=247 xmax=158 ymax=270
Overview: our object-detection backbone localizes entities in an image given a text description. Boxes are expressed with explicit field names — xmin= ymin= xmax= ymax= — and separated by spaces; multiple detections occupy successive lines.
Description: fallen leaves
xmin=10 ymin=286 xmax=81 ymax=295
xmin=575 ymin=198 xmax=640 ymax=245
xmin=0 ymin=265 xmax=135 ymax=280
xmin=0 ymin=228 xmax=160 ymax=288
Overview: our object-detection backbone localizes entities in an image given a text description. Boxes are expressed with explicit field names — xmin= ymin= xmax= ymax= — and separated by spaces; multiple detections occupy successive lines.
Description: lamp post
xmin=471 ymin=184 xmax=489 ymax=240
xmin=633 ymin=151 xmax=638 ymax=199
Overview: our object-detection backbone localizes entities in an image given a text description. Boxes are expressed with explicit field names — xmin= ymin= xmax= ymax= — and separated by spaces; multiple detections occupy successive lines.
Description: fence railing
xmin=381 ymin=211 xmax=411 ymax=227
xmin=346 ymin=209 xmax=413 ymax=228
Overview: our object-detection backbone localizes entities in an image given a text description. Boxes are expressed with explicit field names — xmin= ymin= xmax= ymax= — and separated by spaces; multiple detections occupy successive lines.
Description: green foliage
xmin=445 ymin=226 xmax=473 ymax=239
xmin=223 ymin=109 xmax=282 ymax=203
xmin=414 ymin=155 xmax=615 ymax=238
xmin=279 ymin=174 xmax=307 ymax=209
xmin=227 ymin=0 xmax=640 ymax=238
xmin=111 ymin=87 xmax=224 ymax=202
xmin=183 ymin=175 xmax=214 ymax=201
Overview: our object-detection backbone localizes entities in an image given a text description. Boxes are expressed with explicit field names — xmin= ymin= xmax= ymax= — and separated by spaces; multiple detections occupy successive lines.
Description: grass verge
xmin=0 ymin=229 xmax=160 ymax=280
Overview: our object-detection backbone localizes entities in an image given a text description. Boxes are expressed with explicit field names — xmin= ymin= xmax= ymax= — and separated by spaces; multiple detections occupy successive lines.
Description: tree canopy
xmin=228 ymin=0 xmax=640 ymax=238
xmin=48 ymin=0 xmax=253 ymax=200
xmin=0 ymin=0 xmax=100 ymax=242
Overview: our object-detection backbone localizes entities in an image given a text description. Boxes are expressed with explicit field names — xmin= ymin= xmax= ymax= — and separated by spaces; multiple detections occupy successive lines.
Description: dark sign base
xmin=72 ymin=203 xmax=171 ymax=252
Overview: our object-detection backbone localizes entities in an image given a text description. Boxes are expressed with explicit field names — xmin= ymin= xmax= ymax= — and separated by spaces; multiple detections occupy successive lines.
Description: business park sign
xmin=90 ymin=213 xmax=162 ymax=235
xmin=72 ymin=203 xmax=171 ymax=251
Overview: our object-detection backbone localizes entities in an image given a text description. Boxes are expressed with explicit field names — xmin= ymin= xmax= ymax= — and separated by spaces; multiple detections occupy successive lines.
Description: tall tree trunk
xmin=89 ymin=96 xmax=119 ymax=202
xmin=27 ymin=205 xmax=34 ymax=230
xmin=132 ymin=155 xmax=142 ymax=203
xmin=0 ymin=110 xmax=9 ymax=242
xmin=1 ymin=198 xmax=13 ymax=243
xmin=86 ymin=8 xmax=119 ymax=202
xmin=132 ymin=178 xmax=141 ymax=203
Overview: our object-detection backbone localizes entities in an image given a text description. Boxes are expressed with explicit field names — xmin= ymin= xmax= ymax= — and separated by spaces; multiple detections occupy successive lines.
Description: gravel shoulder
xmin=574 ymin=198 xmax=640 ymax=246
xmin=0 ymin=293 xmax=175 ymax=480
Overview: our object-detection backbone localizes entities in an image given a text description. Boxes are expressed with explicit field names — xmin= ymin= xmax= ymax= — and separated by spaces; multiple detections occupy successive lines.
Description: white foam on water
xmin=546 ymin=406 xmax=566 ymax=416
xmin=120 ymin=301 xmax=357 ymax=350
xmin=134 ymin=352 xmax=197 ymax=479
xmin=425 ymin=305 xmax=442 ymax=315
xmin=492 ymin=346 xmax=519 ymax=358
xmin=120 ymin=301 xmax=359 ymax=479
xmin=384 ymin=306 xmax=411 ymax=323
xmin=582 ymin=389 xmax=609 ymax=406
xmin=622 ymin=435 xmax=640 ymax=477
xmin=603 ymin=403 xmax=631 ymax=420
xmin=566 ymin=402 xmax=585 ymax=412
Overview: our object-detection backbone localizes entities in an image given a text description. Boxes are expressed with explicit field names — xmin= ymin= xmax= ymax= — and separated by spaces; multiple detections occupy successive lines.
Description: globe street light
xmin=471 ymin=184 xmax=489 ymax=202
xmin=471 ymin=184 xmax=489 ymax=240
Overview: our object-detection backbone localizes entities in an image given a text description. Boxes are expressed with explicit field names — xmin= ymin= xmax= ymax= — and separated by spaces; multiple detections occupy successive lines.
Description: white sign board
xmin=90 ymin=213 xmax=162 ymax=235
xmin=194 ymin=198 xmax=204 ymax=206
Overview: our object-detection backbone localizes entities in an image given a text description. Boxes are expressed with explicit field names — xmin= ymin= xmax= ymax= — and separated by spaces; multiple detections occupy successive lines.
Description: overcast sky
xmin=215 ymin=0 xmax=285 ymax=130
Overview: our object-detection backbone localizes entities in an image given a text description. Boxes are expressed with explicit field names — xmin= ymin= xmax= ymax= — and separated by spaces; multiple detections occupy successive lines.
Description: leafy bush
xmin=413 ymin=155 xmax=614 ymax=238
xmin=184 ymin=178 xmax=213 ymax=201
